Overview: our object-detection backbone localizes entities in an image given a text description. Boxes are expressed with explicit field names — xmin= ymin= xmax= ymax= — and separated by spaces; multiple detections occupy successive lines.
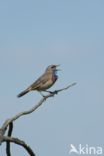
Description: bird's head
xmin=45 ymin=64 xmax=60 ymax=74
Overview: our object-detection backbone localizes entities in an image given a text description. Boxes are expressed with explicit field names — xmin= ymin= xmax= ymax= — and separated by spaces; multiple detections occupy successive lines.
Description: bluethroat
xmin=17 ymin=65 xmax=60 ymax=98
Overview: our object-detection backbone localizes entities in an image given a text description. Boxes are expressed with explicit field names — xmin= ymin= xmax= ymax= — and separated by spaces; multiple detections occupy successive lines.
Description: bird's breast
xmin=52 ymin=74 xmax=58 ymax=83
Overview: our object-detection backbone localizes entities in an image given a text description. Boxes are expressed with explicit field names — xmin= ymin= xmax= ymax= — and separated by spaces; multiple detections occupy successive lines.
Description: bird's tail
xmin=17 ymin=89 xmax=29 ymax=98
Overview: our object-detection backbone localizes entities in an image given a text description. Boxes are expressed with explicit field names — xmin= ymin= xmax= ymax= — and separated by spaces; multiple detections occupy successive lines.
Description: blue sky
xmin=0 ymin=0 xmax=104 ymax=156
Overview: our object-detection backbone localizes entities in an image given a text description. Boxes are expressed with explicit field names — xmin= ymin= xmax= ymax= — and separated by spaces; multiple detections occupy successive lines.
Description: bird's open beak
xmin=56 ymin=64 xmax=61 ymax=71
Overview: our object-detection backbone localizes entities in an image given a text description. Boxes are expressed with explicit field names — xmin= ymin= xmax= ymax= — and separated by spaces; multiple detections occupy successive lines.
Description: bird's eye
xmin=51 ymin=65 xmax=56 ymax=68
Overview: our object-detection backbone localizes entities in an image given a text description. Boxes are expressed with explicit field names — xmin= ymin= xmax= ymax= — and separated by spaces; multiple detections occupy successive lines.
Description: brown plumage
xmin=17 ymin=65 xmax=59 ymax=98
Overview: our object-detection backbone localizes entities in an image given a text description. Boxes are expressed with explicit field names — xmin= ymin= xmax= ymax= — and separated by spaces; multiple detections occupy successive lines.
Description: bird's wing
xmin=28 ymin=73 xmax=50 ymax=90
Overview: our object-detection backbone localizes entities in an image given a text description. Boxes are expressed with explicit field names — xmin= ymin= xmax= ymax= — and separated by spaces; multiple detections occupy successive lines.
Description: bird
xmin=17 ymin=64 xmax=60 ymax=98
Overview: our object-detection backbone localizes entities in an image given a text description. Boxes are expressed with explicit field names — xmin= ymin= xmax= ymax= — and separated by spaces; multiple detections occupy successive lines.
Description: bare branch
xmin=0 ymin=83 xmax=77 ymax=136
xmin=3 ymin=136 xmax=36 ymax=156
xmin=0 ymin=82 xmax=76 ymax=155
xmin=50 ymin=82 xmax=77 ymax=94
xmin=0 ymin=83 xmax=76 ymax=156
xmin=6 ymin=122 xmax=13 ymax=156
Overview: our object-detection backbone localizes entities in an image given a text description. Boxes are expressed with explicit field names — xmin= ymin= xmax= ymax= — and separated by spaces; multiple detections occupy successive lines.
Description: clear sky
xmin=0 ymin=0 xmax=104 ymax=156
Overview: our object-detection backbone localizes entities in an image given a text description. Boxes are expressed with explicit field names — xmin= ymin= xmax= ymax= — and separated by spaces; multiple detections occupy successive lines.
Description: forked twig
xmin=0 ymin=82 xmax=76 ymax=156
